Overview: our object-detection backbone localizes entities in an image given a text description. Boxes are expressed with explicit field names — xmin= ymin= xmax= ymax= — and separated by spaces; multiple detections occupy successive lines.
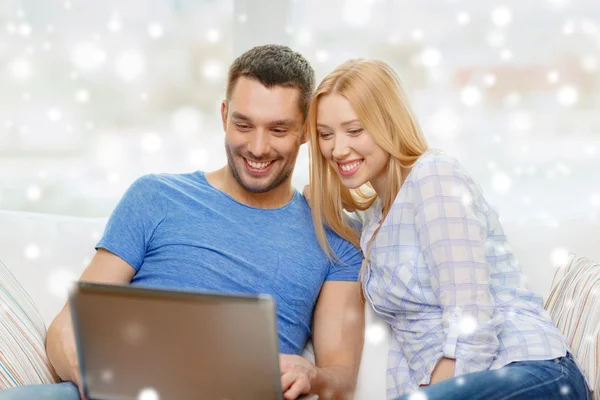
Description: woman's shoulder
xmin=408 ymin=149 xmax=469 ymax=182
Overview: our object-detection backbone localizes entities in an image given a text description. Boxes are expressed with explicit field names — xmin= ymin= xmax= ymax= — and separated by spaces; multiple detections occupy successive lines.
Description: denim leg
xmin=394 ymin=355 xmax=591 ymax=400
xmin=0 ymin=382 xmax=81 ymax=400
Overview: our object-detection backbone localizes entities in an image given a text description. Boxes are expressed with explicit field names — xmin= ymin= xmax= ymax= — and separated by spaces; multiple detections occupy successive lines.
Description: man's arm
xmin=280 ymin=281 xmax=365 ymax=399
xmin=46 ymin=249 xmax=135 ymax=390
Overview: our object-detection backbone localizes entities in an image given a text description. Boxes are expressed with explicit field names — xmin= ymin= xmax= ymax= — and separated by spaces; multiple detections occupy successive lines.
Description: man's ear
xmin=300 ymin=122 xmax=309 ymax=145
xmin=220 ymin=101 xmax=228 ymax=131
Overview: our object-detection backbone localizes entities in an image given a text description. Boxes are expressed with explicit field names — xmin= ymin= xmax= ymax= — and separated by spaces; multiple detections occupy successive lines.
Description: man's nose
xmin=247 ymin=130 xmax=271 ymax=159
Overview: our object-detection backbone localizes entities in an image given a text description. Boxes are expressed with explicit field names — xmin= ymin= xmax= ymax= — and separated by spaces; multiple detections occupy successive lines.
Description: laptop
xmin=69 ymin=282 xmax=283 ymax=400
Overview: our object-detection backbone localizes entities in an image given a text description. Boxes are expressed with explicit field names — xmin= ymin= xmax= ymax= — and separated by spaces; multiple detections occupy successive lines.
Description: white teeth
xmin=247 ymin=159 xmax=272 ymax=169
xmin=340 ymin=161 xmax=362 ymax=171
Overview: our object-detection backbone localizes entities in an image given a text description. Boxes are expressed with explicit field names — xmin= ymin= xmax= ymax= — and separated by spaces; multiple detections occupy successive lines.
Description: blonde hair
xmin=308 ymin=59 xmax=428 ymax=260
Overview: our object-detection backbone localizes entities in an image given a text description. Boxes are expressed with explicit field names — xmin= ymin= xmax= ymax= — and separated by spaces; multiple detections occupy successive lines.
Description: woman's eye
xmin=349 ymin=128 xmax=363 ymax=135
xmin=319 ymin=132 xmax=333 ymax=139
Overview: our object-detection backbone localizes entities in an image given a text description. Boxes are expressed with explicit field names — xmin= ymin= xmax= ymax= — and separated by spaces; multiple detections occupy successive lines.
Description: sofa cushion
xmin=545 ymin=254 xmax=599 ymax=398
xmin=0 ymin=258 xmax=60 ymax=388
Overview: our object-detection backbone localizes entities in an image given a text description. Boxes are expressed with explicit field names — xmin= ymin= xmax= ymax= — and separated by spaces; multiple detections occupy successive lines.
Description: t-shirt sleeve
xmin=324 ymin=229 xmax=364 ymax=282
xmin=96 ymin=174 xmax=167 ymax=271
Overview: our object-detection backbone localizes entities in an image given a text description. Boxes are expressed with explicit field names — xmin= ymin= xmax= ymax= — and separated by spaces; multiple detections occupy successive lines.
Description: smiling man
xmin=3 ymin=45 xmax=365 ymax=400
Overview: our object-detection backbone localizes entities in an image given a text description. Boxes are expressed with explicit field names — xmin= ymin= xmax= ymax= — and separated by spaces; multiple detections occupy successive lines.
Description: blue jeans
xmin=395 ymin=352 xmax=592 ymax=400
xmin=0 ymin=382 xmax=80 ymax=400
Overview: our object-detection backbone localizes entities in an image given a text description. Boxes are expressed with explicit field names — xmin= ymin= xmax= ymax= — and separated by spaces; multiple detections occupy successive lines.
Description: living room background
xmin=1 ymin=0 xmax=599 ymax=247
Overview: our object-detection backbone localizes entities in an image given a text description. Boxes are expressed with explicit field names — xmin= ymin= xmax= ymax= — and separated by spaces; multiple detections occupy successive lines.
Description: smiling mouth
xmin=244 ymin=158 xmax=275 ymax=174
xmin=336 ymin=160 xmax=363 ymax=176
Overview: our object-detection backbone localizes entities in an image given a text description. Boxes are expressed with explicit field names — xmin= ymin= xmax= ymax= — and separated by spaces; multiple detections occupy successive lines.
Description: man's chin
xmin=238 ymin=175 xmax=276 ymax=194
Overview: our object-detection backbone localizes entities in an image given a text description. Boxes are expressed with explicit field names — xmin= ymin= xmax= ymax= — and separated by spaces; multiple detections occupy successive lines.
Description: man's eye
xmin=236 ymin=124 xmax=250 ymax=130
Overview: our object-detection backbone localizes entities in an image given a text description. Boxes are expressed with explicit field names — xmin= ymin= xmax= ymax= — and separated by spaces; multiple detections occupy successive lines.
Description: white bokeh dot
xmin=487 ymin=30 xmax=505 ymax=47
xmin=148 ymin=23 xmax=163 ymax=39
xmin=457 ymin=12 xmax=471 ymax=25
xmin=562 ymin=20 xmax=575 ymax=35
xmin=342 ymin=0 xmax=372 ymax=27
xmin=509 ymin=112 xmax=533 ymax=133
xmin=492 ymin=171 xmax=512 ymax=194
xmin=189 ymin=149 xmax=209 ymax=169
xmin=316 ymin=50 xmax=329 ymax=63
xmin=10 ymin=58 xmax=32 ymax=79
xmin=365 ymin=324 xmax=386 ymax=344
xmin=101 ymin=369 xmax=114 ymax=383
xmin=584 ymin=146 xmax=596 ymax=158
xmin=47 ymin=269 xmax=77 ymax=298
xmin=411 ymin=29 xmax=424 ymax=41
xmin=557 ymin=86 xmax=578 ymax=106
xmin=115 ymin=51 xmax=145 ymax=81
xmin=24 ymin=243 xmax=41 ymax=260
xmin=75 ymin=89 xmax=90 ymax=103
xmin=560 ymin=385 xmax=570 ymax=395
xmin=107 ymin=16 xmax=122 ymax=32
xmin=492 ymin=6 xmax=512 ymax=27
xmin=420 ymin=47 xmax=442 ymax=68
xmin=206 ymin=29 xmax=220 ymax=43
xmin=18 ymin=23 xmax=31 ymax=36
xmin=171 ymin=107 xmax=202 ymax=137
xmin=408 ymin=391 xmax=427 ymax=400
xmin=295 ymin=29 xmax=312 ymax=46
xmin=141 ymin=133 xmax=162 ymax=153
xmin=550 ymin=247 xmax=570 ymax=266
xmin=556 ymin=86 xmax=579 ymax=107
xmin=500 ymin=49 xmax=513 ymax=60
xmin=547 ymin=70 xmax=559 ymax=83
xmin=459 ymin=315 xmax=478 ymax=335
xmin=124 ymin=321 xmax=146 ymax=344
xmin=429 ymin=108 xmax=460 ymax=141
xmin=47 ymin=108 xmax=63 ymax=122
xmin=581 ymin=55 xmax=598 ymax=72
xmin=202 ymin=59 xmax=222 ymax=81
xmin=72 ymin=42 xmax=106 ymax=71
xmin=460 ymin=86 xmax=482 ymax=106
xmin=456 ymin=376 xmax=466 ymax=385
xmin=107 ymin=172 xmax=120 ymax=184
xmin=484 ymin=73 xmax=496 ymax=86
xmin=238 ymin=14 xmax=247 ymax=23
xmin=138 ymin=387 xmax=159 ymax=400
xmin=27 ymin=185 xmax=42 ymax=201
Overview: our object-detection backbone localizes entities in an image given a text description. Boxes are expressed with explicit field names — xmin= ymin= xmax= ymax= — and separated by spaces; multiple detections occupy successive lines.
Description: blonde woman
xmin=307 ymin=59 xmax=591 ymax=400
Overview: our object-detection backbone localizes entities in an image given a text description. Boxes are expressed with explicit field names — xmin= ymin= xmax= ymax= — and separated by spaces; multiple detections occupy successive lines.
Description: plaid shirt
xmin=360 ymin=150 xmax=567 ymax=398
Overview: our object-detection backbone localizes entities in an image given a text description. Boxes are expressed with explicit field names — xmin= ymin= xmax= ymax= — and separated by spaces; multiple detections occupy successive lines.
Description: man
xmin=3 ymin=45 xmax=365 ymax=400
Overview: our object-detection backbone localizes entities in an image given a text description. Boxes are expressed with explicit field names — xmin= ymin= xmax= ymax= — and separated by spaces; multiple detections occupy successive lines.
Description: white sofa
xmin=1 ymin=209 xmax=599 ymax=399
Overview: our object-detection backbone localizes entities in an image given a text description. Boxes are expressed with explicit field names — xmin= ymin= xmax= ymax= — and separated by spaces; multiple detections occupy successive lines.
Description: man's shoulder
xmin=129 ymin=171 xmax=206 ymax=194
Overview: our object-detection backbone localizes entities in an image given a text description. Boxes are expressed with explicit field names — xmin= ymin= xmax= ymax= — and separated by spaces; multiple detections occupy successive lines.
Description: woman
xmin=307 ymin=59 xmax=591 ymax=400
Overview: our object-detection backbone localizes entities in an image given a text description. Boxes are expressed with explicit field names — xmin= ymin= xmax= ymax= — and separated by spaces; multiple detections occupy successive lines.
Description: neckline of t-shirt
xmin=196 ymin=171 xmax=302 ymax=212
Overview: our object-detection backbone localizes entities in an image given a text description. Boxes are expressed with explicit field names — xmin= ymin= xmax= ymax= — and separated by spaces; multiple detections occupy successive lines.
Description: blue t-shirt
xmin=96 ymin=172 xmax=363 ymax=354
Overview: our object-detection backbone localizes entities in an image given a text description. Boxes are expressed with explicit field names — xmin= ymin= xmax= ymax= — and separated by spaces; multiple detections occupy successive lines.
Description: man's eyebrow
xmin=230 ymin=112 xmax=251 ymax=121
xmin=269 ymin=119 xmax=296 ymax=126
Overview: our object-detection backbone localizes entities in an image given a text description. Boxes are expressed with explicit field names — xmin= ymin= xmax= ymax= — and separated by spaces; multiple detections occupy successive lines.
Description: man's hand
xmin=280 ymin=354 xmax=318 ymax=399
